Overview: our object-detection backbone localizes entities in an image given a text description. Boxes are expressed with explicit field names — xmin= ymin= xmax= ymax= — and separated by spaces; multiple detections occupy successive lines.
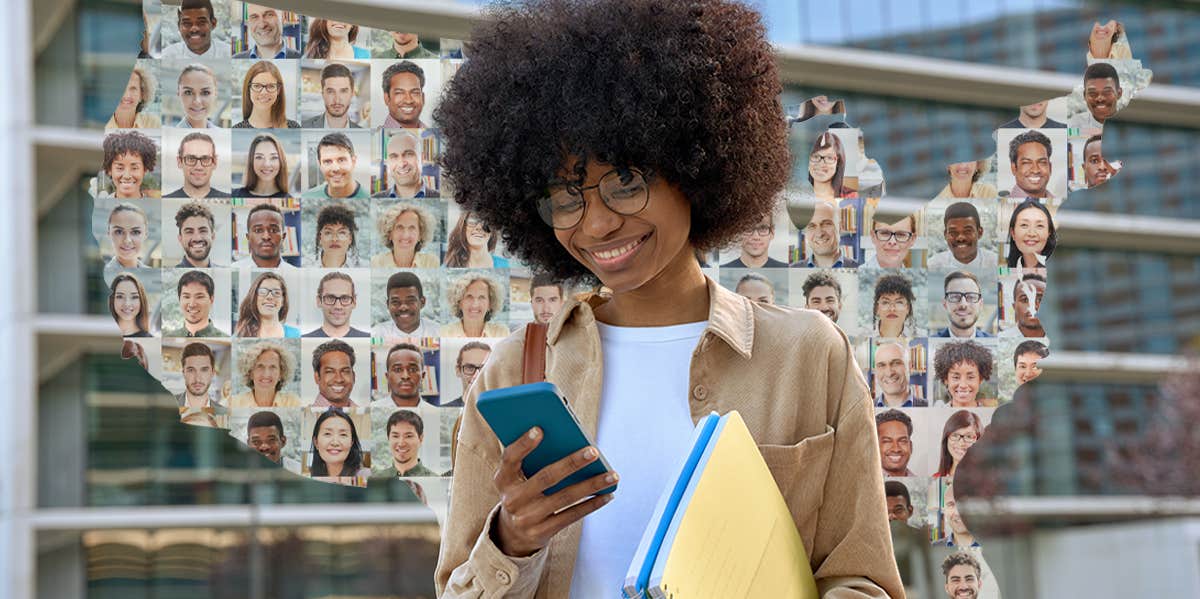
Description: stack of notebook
xmin=622 ymin=411 xmax=818 ymax=599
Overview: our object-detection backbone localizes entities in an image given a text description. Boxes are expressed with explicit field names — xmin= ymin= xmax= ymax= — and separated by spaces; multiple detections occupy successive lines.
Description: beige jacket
xmin=435 ymin=277 xmax=904 ymax=598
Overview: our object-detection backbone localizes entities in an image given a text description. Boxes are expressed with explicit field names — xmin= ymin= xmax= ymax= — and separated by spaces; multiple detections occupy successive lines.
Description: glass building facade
xmin=19 ymin=0 xmax=1200 ymax=597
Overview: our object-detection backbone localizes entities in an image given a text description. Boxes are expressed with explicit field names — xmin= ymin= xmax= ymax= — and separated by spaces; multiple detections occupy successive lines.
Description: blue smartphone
xmin=477 ymin=381 xmax=617 ymax=496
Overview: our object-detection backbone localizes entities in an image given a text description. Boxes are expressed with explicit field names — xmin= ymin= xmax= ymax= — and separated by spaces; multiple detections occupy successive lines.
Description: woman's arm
xmin=812 ymin=334 xmax=907 ymax=599
xmin=435 ymin=335 xmax=548 ymax=598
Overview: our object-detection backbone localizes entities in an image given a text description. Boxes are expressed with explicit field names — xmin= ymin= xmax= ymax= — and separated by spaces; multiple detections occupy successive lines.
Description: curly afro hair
xmin=873 ymin=274 xmax=915 ymax=311
xmin=435 ymin=0 xmax=790 ymax=283
xmin=933 ymin=340 xmax=994 ymax=384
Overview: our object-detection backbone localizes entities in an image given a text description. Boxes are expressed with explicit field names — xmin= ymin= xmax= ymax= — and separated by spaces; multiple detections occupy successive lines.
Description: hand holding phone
xmin=478 ymin=382 xmax=620 ymax=557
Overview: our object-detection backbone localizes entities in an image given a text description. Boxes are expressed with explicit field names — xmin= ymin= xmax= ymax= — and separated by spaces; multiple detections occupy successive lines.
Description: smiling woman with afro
xmin=435 ymin=0 xmax=790 ymax=283
xmin=434 ymin=0 xmax=904 ymax=597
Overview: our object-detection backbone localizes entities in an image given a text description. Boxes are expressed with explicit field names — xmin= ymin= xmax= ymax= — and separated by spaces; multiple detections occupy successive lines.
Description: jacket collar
xmin=547 ymin=276 xmax=755 ymax=358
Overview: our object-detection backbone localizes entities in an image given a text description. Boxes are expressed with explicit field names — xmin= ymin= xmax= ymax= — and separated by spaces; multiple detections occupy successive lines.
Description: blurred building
xmin=1 ymin=0 xmax=1197 ymax=598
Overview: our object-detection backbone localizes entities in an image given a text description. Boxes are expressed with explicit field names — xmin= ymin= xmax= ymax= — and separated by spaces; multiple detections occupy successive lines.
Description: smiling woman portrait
xmin=228 ymin=340 xmax=302 ymax=408
xmin=234 ymin=61 xmax=300 ymax=129
xmin=235 ymin=271 xmax=300 ymax=338
xmin=431 ymin=0 xmax=903 ymax=596
xmin=106 ymin=66 xmax=162 ymax=130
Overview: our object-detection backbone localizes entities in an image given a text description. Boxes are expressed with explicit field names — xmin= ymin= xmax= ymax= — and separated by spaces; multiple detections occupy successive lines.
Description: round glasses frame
xmin=536 ymin=168 xmax=651 ymax=230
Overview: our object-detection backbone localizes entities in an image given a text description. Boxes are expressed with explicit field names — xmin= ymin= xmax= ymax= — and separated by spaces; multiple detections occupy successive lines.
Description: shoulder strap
xmin=522 ymin=322 xmax=549 ymax=384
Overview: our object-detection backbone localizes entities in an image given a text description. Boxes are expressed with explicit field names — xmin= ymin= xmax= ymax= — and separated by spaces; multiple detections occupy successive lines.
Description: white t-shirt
xmin=927 ymin=247 xmax=999 ymax=270
xmin=569 ymin=320 xmax=708 ymax=597
xmin=372 ymin=317 xmax=440 ymax=341
xmin=229 ymin=256 xmax=299 ymax=271
xmin=160 ymin=40 xmax=231 ymax=59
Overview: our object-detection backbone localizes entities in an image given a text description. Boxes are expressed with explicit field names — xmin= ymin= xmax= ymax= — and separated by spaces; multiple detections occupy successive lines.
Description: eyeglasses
xmin=321 ymin=228 xmax=352 ymax=241
xmin=250 ymin=83 xmax=280 ymax=93
xmin=320 ymin=294 xmax=354 ymax=306
xmin=465 ymin=217 xmax=491 ymax=233
xmin=873 ymin=229 xmax=913 ymax=243
xmin=949 ymin=432 xmax=978 ymax=444
xmin=748 ymin=224 xmax=773 ymax=236
xmin=944 ymin=292 xmax=982 ymax=304
xmin=878 ymin=299 xmax=909 ymax=310
xmin=809 ymin=154 xmax=838 ymax=166
xmin=537 ymin=168 xmax=651 ymax=230
xmin=257 ymin=287 xmax=284 ymax=299
xmin=458 ymin=363 xmax=484 ymax=376
xmin=181 ymin=155 xmax=216 ymax=167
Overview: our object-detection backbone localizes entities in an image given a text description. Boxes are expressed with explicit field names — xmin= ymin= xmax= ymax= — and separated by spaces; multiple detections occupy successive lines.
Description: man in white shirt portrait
xmin=161 ymin=0 xmax=231 ymax=59
xmin=927 ymin=202 xmax=998 ymax=270
xmin=373 ymin=271 xmax=440 ymax=340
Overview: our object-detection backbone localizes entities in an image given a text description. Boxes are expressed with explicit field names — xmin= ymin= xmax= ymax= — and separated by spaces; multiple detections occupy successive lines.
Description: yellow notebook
xmin=622 ymin=411 xmax=818 ymax=598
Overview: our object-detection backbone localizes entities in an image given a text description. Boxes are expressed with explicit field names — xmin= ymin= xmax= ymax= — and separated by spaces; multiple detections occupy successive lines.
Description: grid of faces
xmin=94 ymin=4 xmax=1145 ymax=585
xmin=774 ymin=20 xmax=1149 ymax=589
xmin=94 ymin=1 xmax=506 ymax=490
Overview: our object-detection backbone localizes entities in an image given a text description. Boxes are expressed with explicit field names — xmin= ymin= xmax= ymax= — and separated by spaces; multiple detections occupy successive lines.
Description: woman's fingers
xmin=526 ymin=445 xmax=599 ymax=495
xmin=492 ymin=437 xmax=614 ymax=556
xmin=534 ymin=492 xmax=616 ymax=540
xmin=494 ymin=426 xmax=543 ymax=490
xmin=532 ymin=470 xmax=618 ymax=520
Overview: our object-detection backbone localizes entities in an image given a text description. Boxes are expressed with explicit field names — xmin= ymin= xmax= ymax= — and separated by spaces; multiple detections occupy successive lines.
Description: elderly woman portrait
xmin=371 ymin=203 xmax=440 ymax=268
xmin=228 ymin=340 xmax=302 ymax=408
xmin=107 ymin=66 xmax=162 ymax=129
xmin=439 ymin=272 xmax=508 ymax=338
xmin=935 ymin=159 xmax=997 ymax=199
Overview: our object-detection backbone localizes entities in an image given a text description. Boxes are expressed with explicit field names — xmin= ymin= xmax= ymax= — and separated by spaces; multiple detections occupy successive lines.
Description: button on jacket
xmin=435 ymin=277 xmax=905 ymax=598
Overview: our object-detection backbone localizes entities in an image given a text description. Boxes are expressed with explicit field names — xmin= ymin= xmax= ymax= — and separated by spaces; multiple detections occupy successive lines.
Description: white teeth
xmin=594 ymin=240 xmax=640 ymax=260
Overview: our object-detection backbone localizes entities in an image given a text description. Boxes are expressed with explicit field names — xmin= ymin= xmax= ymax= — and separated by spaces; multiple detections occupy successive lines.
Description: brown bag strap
xmin=522 ymin=322 xmax=549 ymax=384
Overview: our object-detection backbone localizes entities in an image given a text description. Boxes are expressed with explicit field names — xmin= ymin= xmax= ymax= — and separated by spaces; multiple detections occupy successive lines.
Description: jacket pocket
xmin=757 ymin=425 xmax=836 ymax=553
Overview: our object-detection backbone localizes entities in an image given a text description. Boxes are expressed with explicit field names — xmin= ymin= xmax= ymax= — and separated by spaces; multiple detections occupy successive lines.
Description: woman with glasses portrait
xmin=443 ymin=211 xmax=509 ymax=268
xmin=935 ymin=409 xmax=985 ymax=478
xmin=808 ymin=130 xmax=856 ymax=201
xmin=313 ymin=203 xmax=362 ymax=268
xmin=234 ymin=61 xmax=300 ymax=129
xmin=235 ymin=271 xmax=300 ymax=338
xmin=868 ymin=214 xmax=918 ymax=269
xmin=432 ymin=0 xmax=903 ymax=596
xmin=873 ymin=273 xmax=918 ymax=338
